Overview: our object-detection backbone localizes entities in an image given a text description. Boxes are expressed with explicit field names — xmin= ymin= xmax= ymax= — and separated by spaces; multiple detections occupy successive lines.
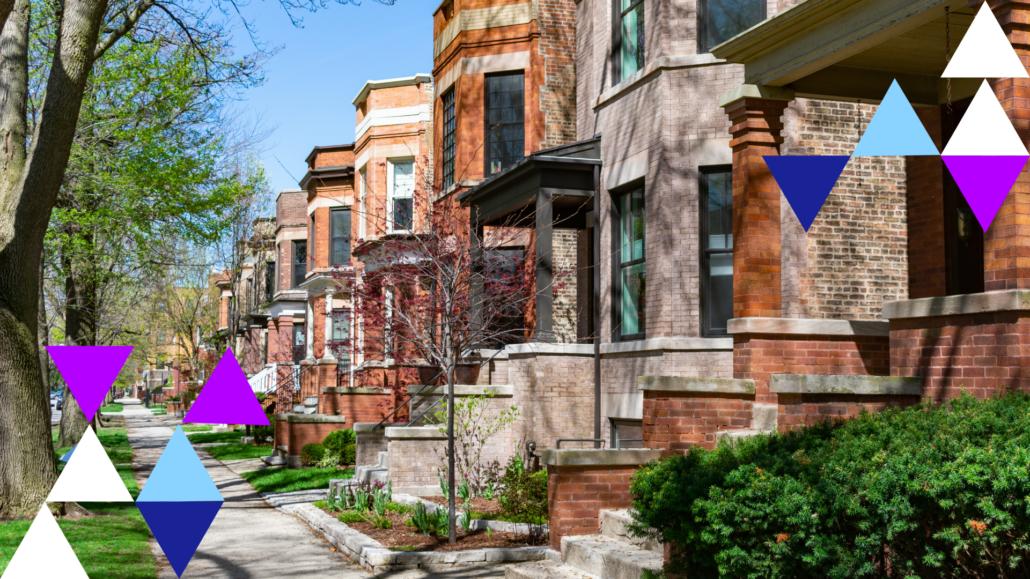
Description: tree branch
xmin=93 ymin=0 xmax=156 ymax=61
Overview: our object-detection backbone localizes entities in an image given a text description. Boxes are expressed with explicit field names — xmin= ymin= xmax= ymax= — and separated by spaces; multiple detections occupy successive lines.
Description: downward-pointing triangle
xmin=183 ymin=349 xmax=270 ymax=426
xmin=137 ymin=501 xmax=222 ymax=578
xmin=942 ymin=155 xmax=1028 ymax=230
xmin=46 ymin=346 xmax=133 ymax=422
xmin=764 ymin=156 xmax=851 ymax=232
xmin=0 ymin=506 xmax=88 ymax=578
xmin=47 ymin=427 xmax=133 ymax=502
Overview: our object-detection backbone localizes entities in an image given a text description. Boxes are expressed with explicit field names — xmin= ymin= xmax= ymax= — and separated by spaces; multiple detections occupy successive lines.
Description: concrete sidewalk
xmin=125 ymin=409 xmax=504 ymax=579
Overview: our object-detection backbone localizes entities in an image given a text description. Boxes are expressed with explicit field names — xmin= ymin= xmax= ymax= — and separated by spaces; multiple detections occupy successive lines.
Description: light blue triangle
xmin=137 ymin=427 xmax=223 ymax=503
xmin=853 ymin=80 xmax=939 ymax=157
xmin=60 ymin=445 xmax=76 ymax=463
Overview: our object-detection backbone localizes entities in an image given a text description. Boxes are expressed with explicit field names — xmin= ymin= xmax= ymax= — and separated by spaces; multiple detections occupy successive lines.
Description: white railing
xmin=248 ymin=364 xmax=277 ymax=394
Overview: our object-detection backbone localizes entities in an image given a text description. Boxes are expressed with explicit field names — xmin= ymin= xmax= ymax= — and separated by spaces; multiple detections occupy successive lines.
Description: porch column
xmin=536 ymin=188 xmax=555 ymax=342
xmin=985 ymin=0 xmax=1030 ymax=291
xmin=305 ymin=298 xmax=315 ymax=360
xmin=323 ymin=291 xmax=336 ymax=362
xmin=720 ymin=85 xmax=794 ymax=318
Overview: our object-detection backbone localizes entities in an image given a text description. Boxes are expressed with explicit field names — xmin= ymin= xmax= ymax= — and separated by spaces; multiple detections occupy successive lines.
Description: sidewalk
xmin=124 ymin=408 xmax=505 ymax=578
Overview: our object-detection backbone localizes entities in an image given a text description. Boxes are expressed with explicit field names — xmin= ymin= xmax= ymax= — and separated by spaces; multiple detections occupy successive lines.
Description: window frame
xmin=612 ymin=0 xmax=645 ymax=83
xmin=330 ymin=207 xmax=351 ymax=267
xmin=698 ymin=0 xmax=767 ymax=54
xmin=700 ymin=166 xmax=734 ymax=337
xmin=610 ymin=180 xmax=646 ymax=343
xmin=386 ymin=157 xmax=415 ymax=232
xmin=292 ymin=323 xmax=306 ymax=364
xmin=441 ymin=89 xmax=456 ymax=189
xmin=292 ymin=240 xmax=307 ymax=289
xmin=609 ymin=418 xmax=644 ymax=449
xmin=265 ymin=261 xmax=275 ymax=303
xmin=358 ymin=166 xmax=367 ymax=239
xmin=483 ymin=71 xmax=526 ymax=176
xmin=331 ymin=308 xmax=352 ymax=372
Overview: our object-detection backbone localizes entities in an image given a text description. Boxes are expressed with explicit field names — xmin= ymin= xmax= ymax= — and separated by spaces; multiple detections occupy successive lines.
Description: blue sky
xmin=234 ymin=0 xmax=436 ymax=192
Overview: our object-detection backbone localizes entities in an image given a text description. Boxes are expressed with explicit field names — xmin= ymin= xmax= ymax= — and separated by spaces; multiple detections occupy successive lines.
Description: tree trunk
xmin=57 ymin=243 xmax=97 ymax=448
xmin=0 ymin=0 xmax=109 ymax=519
xmin=446 ymin=339 xmax=456 ymax=542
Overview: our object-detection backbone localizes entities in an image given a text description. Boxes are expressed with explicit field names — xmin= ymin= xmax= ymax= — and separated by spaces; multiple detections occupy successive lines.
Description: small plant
xmin=317 ymin=451 xmax=341 ymax=469
xmin=457 ymin=479 xmax=472 ymax=503
xmin=409 ymin=502 xmax=449 ymax=537
xmin=338 ymin=510 xmax=365 ymax=524
xmin=497 ymin=454 xmax=548 ymax=522
xmin=300 ymin=443 xmax=326 ymax=466
xmin=432 ymin=395 xmax=519 ymax=494
xmin=487 ymin=527 xmax=493 ymax=539
xmin=460 ymin=506 xmax=473 ymax=533
xmin=481 ymin=481 xmax=496 ymax=501
xmin=439 ymin=472 xmax=449 ymax=497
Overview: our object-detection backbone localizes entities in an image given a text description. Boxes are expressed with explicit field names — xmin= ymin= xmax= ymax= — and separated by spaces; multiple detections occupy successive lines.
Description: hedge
xmin=630 ymin=393 xmax=1030 ymax=578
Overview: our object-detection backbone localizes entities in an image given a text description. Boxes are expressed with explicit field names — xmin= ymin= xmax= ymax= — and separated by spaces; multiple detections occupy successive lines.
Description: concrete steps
xmin=505 ymin=510 xmax=663 ymax=579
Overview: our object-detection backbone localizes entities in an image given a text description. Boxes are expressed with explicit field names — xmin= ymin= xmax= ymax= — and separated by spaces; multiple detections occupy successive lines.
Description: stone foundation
xmin=639 ymin=376 xmax=756 ymax=456
xmin=385 ymin=425 xmax=447 ymax=495
xmin=770 ymin=374 xmax=921 ymax=431
xmin=354 ymin=422 xmax=388 ymax=467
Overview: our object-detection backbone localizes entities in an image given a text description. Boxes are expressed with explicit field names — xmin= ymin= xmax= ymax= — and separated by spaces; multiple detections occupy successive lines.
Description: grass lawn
xmin=204 ymin=443 xmax=274 ymax=461
xmin=242 ymin=467 xmax=354 ymax=494
xmin=180 ymin=424 xmax=212 ymax=432
xmin=100 ymin=403 xmax=124 ymax=413
xmin=187 ymin=431 xmax=242 ymax=444
xmin=53 ymin=426 xmax=133 ymax=465
xmin=151 ymin=408 xmax=166 ymax=416
xmin=2 ymin=431 xmax=155 ymax=577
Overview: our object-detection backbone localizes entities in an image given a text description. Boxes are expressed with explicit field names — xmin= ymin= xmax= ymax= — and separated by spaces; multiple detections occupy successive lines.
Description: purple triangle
xmin=46 ymin=346 xmax=132 ymax=422
xmin=764 ymin=156 xmax=851 ymax=232
xmin=183 ymin=349 xmax=270 ymax=426
xmin=138 ymin=501 xmax=221 ymax=577
xmin=942 ymin=155 xmax=1029 ymax=231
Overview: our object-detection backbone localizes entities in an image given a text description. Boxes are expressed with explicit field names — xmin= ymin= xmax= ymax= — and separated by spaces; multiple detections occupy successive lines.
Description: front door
xmin=942 ymin=97 xmax=985 ymax=296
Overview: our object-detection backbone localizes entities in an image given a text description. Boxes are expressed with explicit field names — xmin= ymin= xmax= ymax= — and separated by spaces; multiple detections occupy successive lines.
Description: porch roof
xmin=711 ymin=0 xmax=979 ymax=106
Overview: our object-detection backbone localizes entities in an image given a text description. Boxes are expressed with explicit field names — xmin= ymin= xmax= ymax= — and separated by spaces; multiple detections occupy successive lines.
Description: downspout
xmin=593 ymin=163 xmax=602 ymax=448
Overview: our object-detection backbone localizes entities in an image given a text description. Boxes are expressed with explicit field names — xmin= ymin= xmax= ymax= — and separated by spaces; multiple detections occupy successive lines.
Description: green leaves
xmin=631 ymin=393 xmax=1030 ymax=578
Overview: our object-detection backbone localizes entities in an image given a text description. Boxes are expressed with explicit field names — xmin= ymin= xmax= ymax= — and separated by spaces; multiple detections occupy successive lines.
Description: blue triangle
xmin=138 ymin=501 xmax=221 ymax=578
xmin=853 ymin=80 xmax=939 ymax=156
xmin=764 ymin=155 xmax=851 ymax=232
xmin=137 ymin=427 xmax=223 ymax=503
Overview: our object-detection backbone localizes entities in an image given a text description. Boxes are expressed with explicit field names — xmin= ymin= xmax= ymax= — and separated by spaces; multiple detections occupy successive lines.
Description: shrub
xmin=497 ymin=454 xmax=548 ymax=523
xmin=300 ymin=443 xmax=325 ymax=466
xmin=342 ymin=442 xmax=356 ymax=465
xmin=630 ymin=393 xmax=1030 ymax=578
xmin=322 ymin=428 xmax=355 ymax=453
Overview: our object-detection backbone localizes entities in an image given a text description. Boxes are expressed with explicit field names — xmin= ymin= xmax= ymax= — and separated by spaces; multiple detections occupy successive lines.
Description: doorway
xmin=942 ymin=97 xmax=985 ymax=296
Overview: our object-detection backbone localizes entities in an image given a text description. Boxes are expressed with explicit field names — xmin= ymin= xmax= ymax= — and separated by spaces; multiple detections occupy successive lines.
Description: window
xmin=331 ymin=208 xmax=351 ymax=266
xmin=485 ymin=72 xmax=525 ymax=175
xmin=292 ymin=240 xmax=307 ymax=288
xmin=615 ymin=0 xmax=645 ymax=82
xmin=389 ymin=160 xmax=414 ymax=231
xmin=610 ymin=418 xmax=644 ymax=449
xmin=442 ymin=89 xmax=456 ymax=189
xmin=358 ymin=167 xmax=367 ymax=239
xmin=699 ymin=0 xmax=765 ymax=53
xmin=485 ymin=248 xmax=526 ymax=345
xmin=613 ymin=186 xmax=645 ymax=341
xmin=701 ymin=167 xmax=733 ymax=336
xmin=292 ymin=323 xmax=306 ymax=364
xmin=331 ymin=309 xmax=351 ymax=375
xmin=264 ymin=262 xmax=275 ymax=302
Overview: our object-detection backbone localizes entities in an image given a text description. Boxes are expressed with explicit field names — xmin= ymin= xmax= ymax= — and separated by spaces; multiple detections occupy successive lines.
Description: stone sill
xmin=541 ymin=449 xmax=661 ymax=467
xmin=883 ymin=290 xmax=1030 ymax=320
xmin=273 ymin=413 xmax=349 ymax=424
xmin=602 ymin=337 xmax=732 ymax=355
xmin=407 ymin=384 xmax=514 ymax=397
xmin=321 ymin=387 xmax=387 ymax=395
xmin=353 ymin=422 xmax=390 ymax=433
xmin=505 ymin=343 xmax=594 ymax=357
xmin=770 ymin=374 xmax=922 ymax=396
xmin=638 ymin=376 xmax=755 ymax=395
xmin=728 ymin=317 xmax=889 ymax=337
xmin=385 ymin=425 xmax=446 ymax=440
xmin=593 ymin=54 xmax=726 ymax=110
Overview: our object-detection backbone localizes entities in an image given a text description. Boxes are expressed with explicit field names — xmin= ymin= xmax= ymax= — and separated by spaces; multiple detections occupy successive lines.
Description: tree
xmin=0 ymin=0 xmax=391 ymax=518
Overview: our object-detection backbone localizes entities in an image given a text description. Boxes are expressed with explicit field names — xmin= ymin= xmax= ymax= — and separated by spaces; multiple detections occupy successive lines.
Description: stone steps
xmin=598 ymin=510 xmax=661 ymax=554
xmin=506 ymin=560 xmax=598 ymax=579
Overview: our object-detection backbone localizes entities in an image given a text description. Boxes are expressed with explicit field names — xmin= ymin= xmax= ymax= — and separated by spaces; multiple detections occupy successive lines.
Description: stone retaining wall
xmin=771 ymin=374 xmax=922 ymax=431
xmin=273 ymin=414 xmax=350 ymax=466
xmin=639 ymin=376 xmax=756 ymax=456
xmin=385 ymin=426 xmax=447 ymax=495
xmin=354 ymin=422 xmax=388 ymax=467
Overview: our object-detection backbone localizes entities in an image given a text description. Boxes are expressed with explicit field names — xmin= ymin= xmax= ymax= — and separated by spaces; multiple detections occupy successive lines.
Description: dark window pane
xmin=621 ymin=262 xmax=646 ymax=336
xmin=616 ymin=187 xmax=645 ymax=339
xmin=706 ymin=171 xmax=732 ymax=249
xmin=330 ymin=209 xmax=350 ymax=266
xmin=442 ymin=90 xmax=456 ymax=188
xmin=620 ymin=2 xmax=644 ymax=80
xmin=485 ymin=72 xmax=525 ymax=175
xmin=704 ymin=0 xmax=765 ymax=52
xmin=292 ymin=324 xmax=306 ymax=364
xmin=394 ymin=198 xmax=413 ymax=230
xmin=293 ymin=241 xmax=307 ymax=288
xmin=265 ymin=262 xmax=275 ymax=302
xmin=702 ymin=168 xmax=734 ymax=336
xmin=707 ymin=253 xmax=733 ymax=332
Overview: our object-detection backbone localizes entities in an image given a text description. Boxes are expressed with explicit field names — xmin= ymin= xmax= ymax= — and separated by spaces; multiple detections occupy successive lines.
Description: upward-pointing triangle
xmin=852 ymin=80 xmax=939 ymax=156
xmin=764 ymin=156 xmax=851 ymax=232
xmin=943 ymin=3 xmax=1028 ymax=78
xmin=942 ymin=80 xmax=1028 ymax=156
xmin=46 ymin=345 xmax=133 ymax=422
xmin=137 ymin=427 xmax=223 ymax=503
xmin=47 ymin=427 xmax=133 ymax=502
xmin=183 ymin=349 xmax=270 ymax=426
xmin=0 ymin=506 xmax=89 ymax=578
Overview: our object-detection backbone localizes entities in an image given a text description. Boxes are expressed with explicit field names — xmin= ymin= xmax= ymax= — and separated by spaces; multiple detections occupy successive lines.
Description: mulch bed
xmin=347 ymin=511 xmax=544 ymax=551
xmin=424 ymin=496 xmax=503 ymax=516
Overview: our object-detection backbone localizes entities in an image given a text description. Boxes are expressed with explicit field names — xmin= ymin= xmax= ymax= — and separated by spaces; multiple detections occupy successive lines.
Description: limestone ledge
xmin=638 ymin=375 xmax=755 ymax=395
xmin=883 ymin=290 xmax=1030 ymax=320
xmin=384 ymin=425 xmax=447 ymax=440
xmin=406 ymin=384 xmax=513 ymax=397
xmin=770 ymin=374 xmax=922 ymax=396
xmin=273 ymin=413 xmax=348 ymax=424
xmin=321 ymin=387 xmax=387 ymax=395
xmin=541 ymin=449 xmax=661 ymax=467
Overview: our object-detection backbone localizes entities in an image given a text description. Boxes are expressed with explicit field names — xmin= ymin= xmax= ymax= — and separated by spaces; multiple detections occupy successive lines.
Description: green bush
xmin=323 ymin=428 xmax=355 ymax=453
xmin=342 ymin=442 xmax=356 ymax=465
xmin=300 ymin=443 xmax=326 ymax=466
xmin=630 ymin=393 xmax=1030 ymax=578
xmin=497 ymin=454 xmax=548 ymax=522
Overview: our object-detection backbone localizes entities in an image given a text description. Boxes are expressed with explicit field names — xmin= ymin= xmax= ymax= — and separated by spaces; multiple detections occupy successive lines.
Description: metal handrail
xmin=261 ymin=362 xmax=316 ymax=413
xmin=371 ymin=347 xmax=510 ymax=431
xmin=557 ymin=438 xmax=607 ymax=448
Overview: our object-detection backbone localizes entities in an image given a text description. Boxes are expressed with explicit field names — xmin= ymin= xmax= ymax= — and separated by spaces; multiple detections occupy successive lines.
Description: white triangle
xmin=941 ymin=80 xmax=1028 ymax=156
xmin=46 ymin=427 xmax=133 ymax=502
xmin=1 ymin=506 xmax=89 ymax=578
xmin=943 ymin=3 xmax=1028 ymax=78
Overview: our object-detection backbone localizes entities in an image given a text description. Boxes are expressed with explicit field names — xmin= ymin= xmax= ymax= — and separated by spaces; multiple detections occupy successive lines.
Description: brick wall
xmin=277 ymin=190 xmax=307 ymax=226
xmin=509 ymin=351 xmax=595 ymax=449
xmin=273 ymin=418 xmax=352 ymax=459
xmin=777 ymin=393 xmax=919 ymax=432
xmin=780 ymin=99 xmax=909 ymax=320
xmin=547 ymin=464 xmax=635 ymax=551
xmin=891 ymin=311 xmax=1030 ymax=399
xmin=553 ymin=228 xmax=579 ymax=343
xmin=907 ymin=108 xmax=947 ymax=299
xmin=537 ymin=0 xmax=578 ymax=149
xmin=241 ymin=328 xmax=265 ymax=376
xmin=355 ymin=424 xmax=388 ymax=467
xmin=387 ymin=435 xmax=447 ymax=493
xmin=734 ymin=335 xmax=890 ymax=404
xmin=321 ymin=389 xmax=397 ymax=423
xmin=409 ymin=390 xmax=517 ymax=468
xmin=642 ymin=391 xmax=752 ymax=456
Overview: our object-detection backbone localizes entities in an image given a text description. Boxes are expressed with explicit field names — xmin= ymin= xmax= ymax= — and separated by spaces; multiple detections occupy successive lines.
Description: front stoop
xmin=505 ymin=510 xmax=664 ymax=579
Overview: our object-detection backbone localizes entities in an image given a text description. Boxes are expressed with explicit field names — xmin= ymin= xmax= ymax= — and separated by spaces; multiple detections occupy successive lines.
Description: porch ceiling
xmin=712 ymin=0 xmax=980 ymax=105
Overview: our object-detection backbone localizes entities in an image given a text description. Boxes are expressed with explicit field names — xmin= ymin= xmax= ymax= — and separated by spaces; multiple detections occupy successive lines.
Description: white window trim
xmin=358 ymin=166 xmax=367 ymax=239
xmin=386 ymin=157 xmax=415 ymax=233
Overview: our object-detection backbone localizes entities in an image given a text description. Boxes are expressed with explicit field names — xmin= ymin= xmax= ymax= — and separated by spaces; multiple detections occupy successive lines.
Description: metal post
xmin=593 ymin=164 xmax=602 ymax=448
